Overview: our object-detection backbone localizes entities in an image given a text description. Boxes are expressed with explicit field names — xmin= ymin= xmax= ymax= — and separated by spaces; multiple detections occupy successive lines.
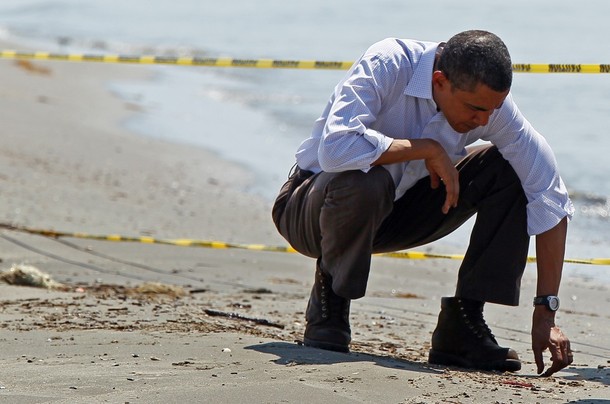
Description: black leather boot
xmin=303 ymin=262 xmax=351 ymax=353
xmin=428 ymin=297 xmax=521 ymax=372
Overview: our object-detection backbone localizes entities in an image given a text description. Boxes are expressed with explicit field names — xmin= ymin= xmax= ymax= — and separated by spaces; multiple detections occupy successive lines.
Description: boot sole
xmin=303 ymin=337 xmax=349 ymax=353
xmin=428 ymin=349 xmax=521 ymax=372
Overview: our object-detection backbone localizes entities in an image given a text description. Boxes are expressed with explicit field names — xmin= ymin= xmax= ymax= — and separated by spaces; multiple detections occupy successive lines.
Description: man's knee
xmin=461 ymin=145 xmax=523 ymax=195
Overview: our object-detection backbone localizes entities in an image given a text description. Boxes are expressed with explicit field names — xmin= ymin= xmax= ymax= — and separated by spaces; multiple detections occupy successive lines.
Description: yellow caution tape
xmin=1 ymin=223 xmax=608 ymax=265
xmin=1 ymin=50 xmax=610 ymax=73
xmin=376 ymin=250 xmax=610 ymax=265
xmin=0 ymin=50 xmax=353 ymax=70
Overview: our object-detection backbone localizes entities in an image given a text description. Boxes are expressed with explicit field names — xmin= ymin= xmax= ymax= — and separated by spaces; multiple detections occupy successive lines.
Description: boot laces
xmin=318 ymin=270 xmax=329 ymax=319
xmin=459 ymin=304 xmax=497 ymax=343
xmin=317 ymin=269 xmax=349 ymax=324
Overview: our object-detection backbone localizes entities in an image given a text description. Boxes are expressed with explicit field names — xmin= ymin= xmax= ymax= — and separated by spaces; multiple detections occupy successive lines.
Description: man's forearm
xmin=535 ymin=217 xmax=568 ymax=296
xmin=372 ymin=138 xmax=444 ymax=166
xmin=532 ymin=216 xmax=573 ymax=376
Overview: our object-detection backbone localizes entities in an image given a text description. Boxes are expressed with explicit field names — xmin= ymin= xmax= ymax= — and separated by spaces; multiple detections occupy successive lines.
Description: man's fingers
xmin=448 ymin=178 xmax=459 ymax=207
xmin=566 ymin=341 xmax=574 ymax=365
xmin=562 ymin=340 xmax=574 ymax=365
xmin=542 ymin=360 xmax=565 ymax=377
xmin=534 ymin=347 xmax=545 ymax=374
xmin=532 ymin=324 xmax=573 ymax=377
xmin=442 ymin=199 xmax=451 ymax=214
xmin=542 ymin=367 xmax=556 ymax=377
xmin=426 ymin=161 xmax=459 ymax=213
xmin=442 ymin=185 xmax=457 ymax=214
xmin=539 ymin=344 xmax=574 ymax=377
xmin=429 ymin=172 xmax=440 ymax=189
xmin=442 ymin=176 xmax=459 ymax=214
xmin=561 ymin=345 xmax=570 ymax=365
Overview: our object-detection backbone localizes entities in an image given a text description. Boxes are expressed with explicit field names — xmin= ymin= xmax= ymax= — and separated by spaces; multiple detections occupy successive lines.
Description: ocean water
xmin=0 ymin=0 xmax=608 ymax=281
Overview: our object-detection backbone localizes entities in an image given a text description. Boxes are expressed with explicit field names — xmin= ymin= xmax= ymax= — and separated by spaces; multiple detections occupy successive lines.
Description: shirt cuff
xmin=361 ymin=129 xmax=394 ymax=172
xmin=526 ymin=194 xmax=575 ymax=236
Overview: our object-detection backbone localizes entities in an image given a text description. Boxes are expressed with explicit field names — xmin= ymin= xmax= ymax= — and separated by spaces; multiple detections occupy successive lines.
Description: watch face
xmin=534 ymin=296 xmax=560 ymax=311
xmin=547 ymin=296 xmax=560 ymax=311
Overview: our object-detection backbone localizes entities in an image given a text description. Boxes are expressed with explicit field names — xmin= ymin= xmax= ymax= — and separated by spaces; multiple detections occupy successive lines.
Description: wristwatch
xmin=533 ymin=295 xmax=560 ymax=311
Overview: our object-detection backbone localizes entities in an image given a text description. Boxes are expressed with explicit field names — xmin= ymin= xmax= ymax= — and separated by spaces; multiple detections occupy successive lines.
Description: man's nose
xmin=472 ymin=111 xmax=490 ymax=126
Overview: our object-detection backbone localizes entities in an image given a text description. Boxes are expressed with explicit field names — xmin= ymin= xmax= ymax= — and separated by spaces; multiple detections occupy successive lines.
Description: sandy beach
xmin=0 ymin=44 xmax=609 ymax=403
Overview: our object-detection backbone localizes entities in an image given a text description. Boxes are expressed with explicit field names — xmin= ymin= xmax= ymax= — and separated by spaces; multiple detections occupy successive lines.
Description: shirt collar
xmin=404 ymin=43 xmax=439 ymax=100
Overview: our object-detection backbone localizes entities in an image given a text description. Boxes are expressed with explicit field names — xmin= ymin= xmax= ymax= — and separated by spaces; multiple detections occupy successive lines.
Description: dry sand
xmin=0 ymin=44 xmax=608 ymax=403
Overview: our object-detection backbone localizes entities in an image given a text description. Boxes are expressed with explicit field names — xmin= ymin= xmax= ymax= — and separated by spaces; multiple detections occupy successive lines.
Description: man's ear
xmin=432 ymin=70 xmax=449 ymax=89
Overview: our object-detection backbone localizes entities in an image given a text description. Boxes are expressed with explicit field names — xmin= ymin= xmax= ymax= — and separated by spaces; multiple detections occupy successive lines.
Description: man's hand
xmin=372 ymin=138 xmax=459 ymax=214
xmin=533 ymin=218 xmax=571 ymax=376
xmin=532 ymin=308 xmax=573 ymax=377
xmin=424 ymin=149 xmax=459 ymax=214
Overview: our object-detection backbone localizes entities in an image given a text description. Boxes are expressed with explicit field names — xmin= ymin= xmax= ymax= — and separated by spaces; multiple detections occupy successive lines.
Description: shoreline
xmin=0 ymin=41 xmax=608 ymax=403
xmin=0 ymin=39 xmax=283 ymax=245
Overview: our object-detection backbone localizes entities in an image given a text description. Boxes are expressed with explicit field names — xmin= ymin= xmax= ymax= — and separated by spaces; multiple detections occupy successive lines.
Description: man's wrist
xmin=533 ymin=295 xmax=560 ymax=311
xmin=533 ymin=305 xmax=557 ymax=326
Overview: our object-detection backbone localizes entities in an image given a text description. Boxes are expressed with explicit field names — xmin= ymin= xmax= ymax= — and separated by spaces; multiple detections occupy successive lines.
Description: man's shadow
xmin=245 ymin=341 xmax=610 ymax=394
xmin=245 ymin=340 xmax=439 ymax=374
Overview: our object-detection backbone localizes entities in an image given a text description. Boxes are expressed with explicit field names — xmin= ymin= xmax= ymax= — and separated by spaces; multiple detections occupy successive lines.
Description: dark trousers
xmin=272 ymin=145 xmax=529 ymax=306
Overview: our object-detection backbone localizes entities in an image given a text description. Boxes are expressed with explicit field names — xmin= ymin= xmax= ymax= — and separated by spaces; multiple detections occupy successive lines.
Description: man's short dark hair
xmin=437 ymin=30 xmax=512 ymax=92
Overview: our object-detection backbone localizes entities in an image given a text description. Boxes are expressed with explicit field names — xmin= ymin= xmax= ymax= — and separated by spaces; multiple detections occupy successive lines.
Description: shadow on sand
xmin=245 ymin=340 xmax=440 ymax=375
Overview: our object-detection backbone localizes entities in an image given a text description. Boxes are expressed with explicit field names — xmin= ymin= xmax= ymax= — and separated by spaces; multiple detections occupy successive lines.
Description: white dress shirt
xmin=295 ymin=38 xmax=574 ymax=236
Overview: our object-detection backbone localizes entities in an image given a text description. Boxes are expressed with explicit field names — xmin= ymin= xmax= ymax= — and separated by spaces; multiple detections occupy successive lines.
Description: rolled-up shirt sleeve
xmin=318 ymin=53 xmax=397 ymax=172
xmin=483 ymin=95 xmax=575 ymax=236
